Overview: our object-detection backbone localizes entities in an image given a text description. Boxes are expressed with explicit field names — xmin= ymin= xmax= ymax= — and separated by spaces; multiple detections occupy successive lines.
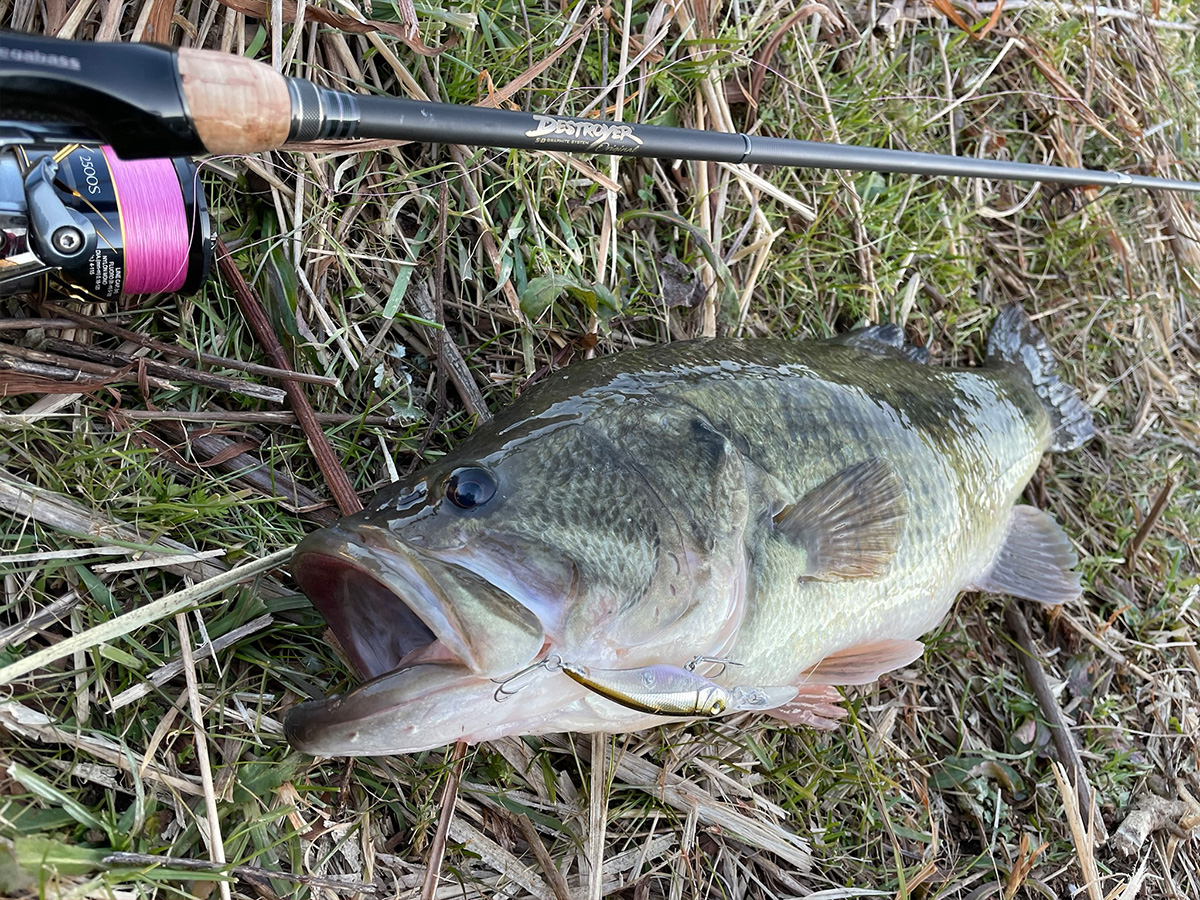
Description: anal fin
xmin=971 ymin=505 xmax=1082 ymax=604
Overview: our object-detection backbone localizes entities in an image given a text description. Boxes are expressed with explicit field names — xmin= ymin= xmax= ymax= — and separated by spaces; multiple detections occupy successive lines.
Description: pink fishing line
xmin=102 ymin=146 xmax=190 ymax=294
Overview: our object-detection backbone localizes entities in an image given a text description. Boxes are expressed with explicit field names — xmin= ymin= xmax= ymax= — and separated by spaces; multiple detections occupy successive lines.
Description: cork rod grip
xmin=176 ymin=47 xmax=290 ymax=154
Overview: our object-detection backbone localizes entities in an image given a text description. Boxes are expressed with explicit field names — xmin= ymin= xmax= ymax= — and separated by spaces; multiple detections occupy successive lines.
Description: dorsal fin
xmin=774 ymin=458 xmax=909 ymax=581
xmin=827 ymin=323 xmax=930 ymax=363
xmin=986 ymin=305 xmax=1093 ymax=452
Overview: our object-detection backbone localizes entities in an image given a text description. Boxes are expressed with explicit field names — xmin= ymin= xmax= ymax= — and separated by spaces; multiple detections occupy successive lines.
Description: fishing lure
xmin=550 ymin=657 xmax=798 ymax=717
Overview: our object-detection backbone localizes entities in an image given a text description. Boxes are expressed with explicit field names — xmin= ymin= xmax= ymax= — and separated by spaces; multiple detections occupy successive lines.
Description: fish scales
xmin=522 ymin=343 xmax=1048 ymax=683
xmin=284 ymin=308 xmax=1090 ymax=756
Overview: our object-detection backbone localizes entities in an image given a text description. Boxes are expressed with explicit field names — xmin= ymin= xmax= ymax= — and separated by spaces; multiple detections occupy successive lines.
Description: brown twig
xmin=39 ymin=338 xmax=287 ymax=402
xmin=1 ymin=341 xmax=173 ymax=389
xmin=40 ymin=301 xmax=340 ymax=387
xmin=0 ymin=318 xmax=79 ymax=331
xmin=215 ymin=239 xmax=363 ymax=516
xmin=118 ymin=409 xmax=394 ymax=425
xmin=1127 ymin=476 xmax=1176 ymax=571
xmin=1004 ymin=603 xmax=1109 ymax=843
xmin=737 ymin=5 xmax=838 ymax=108
xmin=0 ymin=354 xmax=124 ymax=394
xmin=474 ymin=8 xmax=600 ymax=109
xmin=407 ymin=279 xmax=491 ymax=422
xmin=420 ymin=741 xmax=469 ymax=900
xmin=515 ymin=812 xmax=573 ymax=900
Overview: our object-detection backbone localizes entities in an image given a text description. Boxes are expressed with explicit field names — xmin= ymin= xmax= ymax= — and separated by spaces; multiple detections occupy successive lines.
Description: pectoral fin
xmin=970 ymin=505 xmax=1082 ymax=604
xmin=774 ymin=458 xmax=909 ymax=580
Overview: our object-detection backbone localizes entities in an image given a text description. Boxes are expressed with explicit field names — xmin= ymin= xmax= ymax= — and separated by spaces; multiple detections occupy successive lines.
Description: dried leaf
xmin=214 ymin=0 xmax=453 ymax=56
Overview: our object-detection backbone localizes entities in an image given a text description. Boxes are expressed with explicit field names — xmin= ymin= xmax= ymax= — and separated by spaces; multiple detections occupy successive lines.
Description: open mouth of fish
xmin=283 ymin=525 xmax=560 ymax=755
xmin=289 ymin=550 xmax=454 ymax=681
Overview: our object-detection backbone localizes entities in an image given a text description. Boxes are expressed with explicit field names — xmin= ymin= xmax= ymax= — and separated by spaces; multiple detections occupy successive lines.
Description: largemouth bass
xmin=284 ymin=305 xmax=1092 ymax=756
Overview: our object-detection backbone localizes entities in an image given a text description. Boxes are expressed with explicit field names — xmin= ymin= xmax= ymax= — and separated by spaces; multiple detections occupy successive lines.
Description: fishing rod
xmin=2 ymin=30 xmax=1198 ymax=299
xmin=6 ymin=31 xmax=1199 ymax=190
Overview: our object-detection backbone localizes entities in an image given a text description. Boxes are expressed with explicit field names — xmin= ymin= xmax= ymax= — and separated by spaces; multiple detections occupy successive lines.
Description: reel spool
xmin=0 ymin=121 xmax=212 ymax=301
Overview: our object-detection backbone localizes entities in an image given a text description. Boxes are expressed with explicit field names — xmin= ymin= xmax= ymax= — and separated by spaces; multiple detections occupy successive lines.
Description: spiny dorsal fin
xmin=827 ymin=323 xmax=931 ymax=364
xmin=774 ymin=458 xmax=909 ymax=580
xmin=800 ymin=639 xmax=926 ymax=685
xmin=841 ymin=323 xmax=905 ymax=350
xmin=970 ymin=505 xmax=1082 ymax=604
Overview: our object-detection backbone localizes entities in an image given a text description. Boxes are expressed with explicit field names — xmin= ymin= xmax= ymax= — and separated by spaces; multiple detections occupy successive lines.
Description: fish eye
xmin=445 ymin=466 xmax=496 ymax=510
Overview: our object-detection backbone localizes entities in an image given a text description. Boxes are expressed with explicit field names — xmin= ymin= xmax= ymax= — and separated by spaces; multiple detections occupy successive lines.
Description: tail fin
xmin=986 ymin=305 xmax=1094 ymax=452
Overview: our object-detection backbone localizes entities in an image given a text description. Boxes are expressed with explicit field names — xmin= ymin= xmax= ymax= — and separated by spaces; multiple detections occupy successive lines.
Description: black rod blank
xmin=1 ymin=30 xmax=1195 ymax=192
xmin=287 ymin=89 xmax=1200 ymax=193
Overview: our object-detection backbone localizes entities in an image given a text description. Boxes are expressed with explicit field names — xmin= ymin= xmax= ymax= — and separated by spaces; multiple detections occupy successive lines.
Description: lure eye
xmin=697 ymin=688 xmax=727 ymax=716
xmin=445 ymin=467 xmax=496 ymax=510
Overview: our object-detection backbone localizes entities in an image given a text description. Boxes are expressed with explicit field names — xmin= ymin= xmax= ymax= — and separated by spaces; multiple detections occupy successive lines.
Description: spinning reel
xmin=0 ymin=120 xmax=211 ymax=301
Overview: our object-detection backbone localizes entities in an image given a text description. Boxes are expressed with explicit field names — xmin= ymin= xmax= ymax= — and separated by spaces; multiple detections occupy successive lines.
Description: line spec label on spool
xmin=60 ymin=146 xmax=125 ymax=299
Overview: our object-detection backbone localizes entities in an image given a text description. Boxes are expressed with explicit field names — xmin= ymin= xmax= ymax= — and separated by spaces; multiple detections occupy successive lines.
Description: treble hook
xmin=491 ymin=654 xmax=563 ymax=702
xmin=684 ymin=655 xmax=744 ymax=676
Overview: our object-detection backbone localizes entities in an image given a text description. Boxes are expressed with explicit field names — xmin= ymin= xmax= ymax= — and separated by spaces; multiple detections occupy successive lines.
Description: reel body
xmin=0 ymin=120 xmax=211 ymax=300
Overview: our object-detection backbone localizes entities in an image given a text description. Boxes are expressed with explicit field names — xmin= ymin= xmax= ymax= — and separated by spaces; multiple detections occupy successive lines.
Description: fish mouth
xmin=285 ymin=524 xmax=556 ymax=755
xmin=287 ymin=550 xmax=449 ymax=681
xmin=290 ymin=525 xmax=549 ymax=681
xmin=284 ymin=663 xmax=489 ymax=755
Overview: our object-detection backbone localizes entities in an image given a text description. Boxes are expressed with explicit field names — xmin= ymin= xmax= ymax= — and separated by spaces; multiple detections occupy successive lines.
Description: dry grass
xmin=1 ymin=0 xmax=1199 ymax=897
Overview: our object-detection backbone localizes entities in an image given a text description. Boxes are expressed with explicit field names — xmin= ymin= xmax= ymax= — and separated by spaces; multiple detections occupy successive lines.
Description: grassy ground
xmin=1 ymin=0 xmax=1198 ymax=897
